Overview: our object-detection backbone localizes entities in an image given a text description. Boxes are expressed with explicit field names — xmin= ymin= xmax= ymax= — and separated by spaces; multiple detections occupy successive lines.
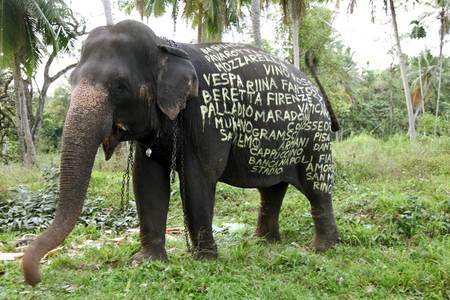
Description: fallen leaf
xmin=42 ymin=247 xmax=63 ymax=260
xmin=126 ymin=228 xmax=139 ymax=234
xmin=110 ymin=237 xmax=125 ymax=243
xmin=62 ymin=284 xmax=76 ymax=293
xmin=108 ymin=260 xmax=120 ymax=268
xmin=166 ymin=227 xmax=184 ymax=235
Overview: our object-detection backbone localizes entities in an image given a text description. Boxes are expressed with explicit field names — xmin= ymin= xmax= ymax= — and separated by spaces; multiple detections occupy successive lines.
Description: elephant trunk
xmin=22 ymin=82 xmax=112 ymax=286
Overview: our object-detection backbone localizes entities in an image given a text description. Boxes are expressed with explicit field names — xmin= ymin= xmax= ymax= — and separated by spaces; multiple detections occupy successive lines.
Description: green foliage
xmin=270 ymin=5 xmax=449 ymax=139
xmin=0 ymin=166 xmax=138 ymax=232
xmin=117 ymin=0 xmax=169 ymax=18
xmin=417 ymin=113 xmax=449 ymax=136
xmin=0 ymin=134 xmax=449 ymax=298
xmin=0 ymin=0 xmax=78 ymax=76
xmin=274 ymin=5 xmax=360 ymax=122
xmin=0 ymin=70 xmax=18 ymax=162
xmin=183 ymin=0 xmax=243 ymax=41
xmin=410 ymin=20 xmax=427 ymax=39
xmin=340 ymin=67 xmax=406 ymax=137
xmin=40 ymin=85 xmax=70 ymax=151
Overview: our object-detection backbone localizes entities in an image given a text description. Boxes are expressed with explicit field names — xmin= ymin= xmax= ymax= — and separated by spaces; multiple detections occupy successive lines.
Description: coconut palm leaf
xmin=0 ymin=0 xmax=76 ymax=77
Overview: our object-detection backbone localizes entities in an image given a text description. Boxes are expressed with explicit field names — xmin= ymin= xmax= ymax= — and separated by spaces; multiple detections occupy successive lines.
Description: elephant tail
xmin=305 ymin=50 xmax=340 ymax=132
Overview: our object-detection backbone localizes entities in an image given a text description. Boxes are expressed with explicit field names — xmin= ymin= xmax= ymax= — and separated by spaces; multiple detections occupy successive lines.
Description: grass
xmin=0 ymin=134 xmax=449 ymax=299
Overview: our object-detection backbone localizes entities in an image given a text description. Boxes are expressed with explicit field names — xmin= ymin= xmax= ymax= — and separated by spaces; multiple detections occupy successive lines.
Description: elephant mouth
xmin=102 ymin=123 xmax=127 ymax=160
xmin=101 ymin=123 xmax=154 ymax=160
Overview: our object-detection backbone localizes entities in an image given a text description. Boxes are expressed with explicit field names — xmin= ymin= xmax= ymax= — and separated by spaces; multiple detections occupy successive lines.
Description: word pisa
xmin=198 ymin=44 xmax=333 ymax=193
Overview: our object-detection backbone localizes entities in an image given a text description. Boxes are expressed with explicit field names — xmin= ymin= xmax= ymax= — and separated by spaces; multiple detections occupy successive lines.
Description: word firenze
xmin=199 ymin=44 xmax=334 ymax=193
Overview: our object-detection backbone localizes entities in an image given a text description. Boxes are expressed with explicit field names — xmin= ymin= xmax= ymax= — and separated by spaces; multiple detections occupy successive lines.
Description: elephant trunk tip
xmin=22 ymin=246 xmax=42 ymax=286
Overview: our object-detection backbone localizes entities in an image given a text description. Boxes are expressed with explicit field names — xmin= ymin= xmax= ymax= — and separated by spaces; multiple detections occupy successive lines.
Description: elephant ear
xmin=156 ymin=45 xmax=199 ymax=120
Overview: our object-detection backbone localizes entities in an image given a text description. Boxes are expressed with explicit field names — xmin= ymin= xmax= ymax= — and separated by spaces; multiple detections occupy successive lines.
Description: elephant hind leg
xmin=255 ymin=182 xmax=289 ymax=242
xmin=303 ymin=188 xmax=340 ymax=252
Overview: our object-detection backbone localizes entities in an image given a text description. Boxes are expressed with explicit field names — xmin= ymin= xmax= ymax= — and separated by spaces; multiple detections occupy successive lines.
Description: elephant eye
xmin=116 ymin=82 xmax=128 ymax=92
xmin=111 ymin=80 xmax=130 ymax=94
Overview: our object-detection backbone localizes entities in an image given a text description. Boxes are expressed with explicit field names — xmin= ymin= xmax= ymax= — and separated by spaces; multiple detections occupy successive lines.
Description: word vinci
xmin=198 ymin=44 xmax=334 ymax=193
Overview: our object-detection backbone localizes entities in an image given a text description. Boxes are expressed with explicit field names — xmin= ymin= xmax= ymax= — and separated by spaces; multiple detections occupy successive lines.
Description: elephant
xmin=22 ymin=20 xmax=340 ymax=286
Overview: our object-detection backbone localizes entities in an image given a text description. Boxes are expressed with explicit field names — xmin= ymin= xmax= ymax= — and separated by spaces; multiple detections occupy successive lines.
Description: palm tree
xmin=434 ymin=0 xmax=448 ymax=135
xmin=279 ymin=0 xmax=306 ymax=68
xmin=410 ymin=19 xmax=426 ymax=114
xmin=118 ymin=0 xmax=170 ymax=21
xmin=183 ymin=0 xmax=242 ymax=42
xmin=101 ymin=0 xmax=114 ymax=25
xmin=344 ymin=0 xmax=417 ymax=140
xmin=250 ymin=0 xmax=262 ymax=48
xmin=0 ymin=0 xmax=78 ymax=166
xmin=119 ymin=0 xmax=243 ymax=43
xmin=387 ymin=0 xmax=416 ymax=140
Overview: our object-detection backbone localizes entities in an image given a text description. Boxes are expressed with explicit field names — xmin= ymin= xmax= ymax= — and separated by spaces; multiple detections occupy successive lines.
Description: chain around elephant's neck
xmin=119 ymin=116 xmax=191 ymax=251
xmin=169 ymin=117 xmax=191 ymax=252
xmin=120 ymin=142 xmax=134 ymax=211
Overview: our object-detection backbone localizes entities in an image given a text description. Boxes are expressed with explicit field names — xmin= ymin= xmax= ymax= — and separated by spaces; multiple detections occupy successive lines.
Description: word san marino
xmin=199 ymin=44 xmax=333 ymax=193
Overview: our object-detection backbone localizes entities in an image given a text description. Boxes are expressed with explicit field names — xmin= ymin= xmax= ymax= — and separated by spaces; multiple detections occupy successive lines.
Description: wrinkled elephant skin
xmin=23 ymin=20 xmax=340 ymax=286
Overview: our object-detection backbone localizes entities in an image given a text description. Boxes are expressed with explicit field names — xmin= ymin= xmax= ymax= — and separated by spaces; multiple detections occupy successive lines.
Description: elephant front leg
xmin=132 ymin=146 xmax=170 ymax=262
xmin=180 ymin=158 xmax=218 ymax=259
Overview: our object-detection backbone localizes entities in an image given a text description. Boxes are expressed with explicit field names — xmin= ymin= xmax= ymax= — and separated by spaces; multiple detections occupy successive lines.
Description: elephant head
xmin=22 ymin=20 xmax=198 ymax=286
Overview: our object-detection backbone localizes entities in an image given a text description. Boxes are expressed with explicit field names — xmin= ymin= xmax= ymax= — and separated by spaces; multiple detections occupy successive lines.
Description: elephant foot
xmin=312 ymin=232 xmax=340 ymax=252
xmin=255 ymin=227 xmax=281 ymax=243
xmin=131 ymin=248 xmax=168 ymax=265
xmin=192 ymin=241 xmax=218 ymax=260
xmin=193 ymin=248 xmax=218 ymax=260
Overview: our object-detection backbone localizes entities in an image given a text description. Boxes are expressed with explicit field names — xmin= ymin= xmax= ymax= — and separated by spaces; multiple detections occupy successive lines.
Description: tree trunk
xmin=389 ymin=69 xmax=394 ymax=135
xmin=32 ymin=81 xmax=50 ymax=143
xmin=290 ymin=0 xmax=300 ymax=68
xmin=251 ymin=0 xmax=262 ymax=48
xmin=389 ymin=0 xmax=415 ymax=141
xmin=32 ymin=49 xmax=77 ymax=142
xmin=418 ymin=53 xmax=424 ymax=114
xmin=13 ymin=55 xmax=36 ymax=166
xmin=434 ymin=4 xmax=446 ymax=135
xmin=197 ymin=22 xmax=202 ymax=43
xmin=291 ymin=16 xmax=300 ymax=68
xmin=101 ymin=0 xmax=113 ymax=25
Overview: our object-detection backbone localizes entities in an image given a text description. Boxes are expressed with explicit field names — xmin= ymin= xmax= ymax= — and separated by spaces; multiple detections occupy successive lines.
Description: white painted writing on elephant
xmin=202 ymin=72 xmax=323 ymax=105
xmin=201 ymin=44 xmax=324 ymax=104
xmin=198 ymin=44 xmax=333 ymax=192
xmin=200 ymin=44 xmax=282 ymax=72
xmin=200 ymin=100 xmax=328 ymax=130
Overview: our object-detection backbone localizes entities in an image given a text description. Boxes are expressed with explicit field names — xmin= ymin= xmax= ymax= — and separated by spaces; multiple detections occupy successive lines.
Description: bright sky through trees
xmin=66 ymin=0 xmax=448 ymax=70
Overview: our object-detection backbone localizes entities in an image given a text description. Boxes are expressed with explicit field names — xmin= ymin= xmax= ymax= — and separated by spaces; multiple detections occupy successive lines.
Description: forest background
xmin=0 ymin=0 xmax=448 ymax=298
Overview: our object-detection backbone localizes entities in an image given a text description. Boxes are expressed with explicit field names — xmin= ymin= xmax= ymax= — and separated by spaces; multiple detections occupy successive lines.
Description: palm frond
xmin=1 ymin=0 xmax=80 ymax=76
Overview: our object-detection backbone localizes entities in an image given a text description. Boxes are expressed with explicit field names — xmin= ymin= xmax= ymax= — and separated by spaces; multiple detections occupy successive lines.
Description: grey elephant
xmin=22 ymin=20 xmax=340 ymax=286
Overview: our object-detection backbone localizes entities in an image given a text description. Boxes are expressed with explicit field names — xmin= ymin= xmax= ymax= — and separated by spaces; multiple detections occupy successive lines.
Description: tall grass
xmin=0 ymin=134 xmax=449 ymax=298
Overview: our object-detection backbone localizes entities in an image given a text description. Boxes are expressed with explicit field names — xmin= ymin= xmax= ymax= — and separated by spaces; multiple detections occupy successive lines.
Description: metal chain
xmin=170 ymin=118 xmax=191 ymax=252
xmin=169 ymin=118 xmax=178 ymax=185
xmin=120 ymin=142 xmax=134 ymax=211
xmin=119 ymin=118 xmax=190 ymax=251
